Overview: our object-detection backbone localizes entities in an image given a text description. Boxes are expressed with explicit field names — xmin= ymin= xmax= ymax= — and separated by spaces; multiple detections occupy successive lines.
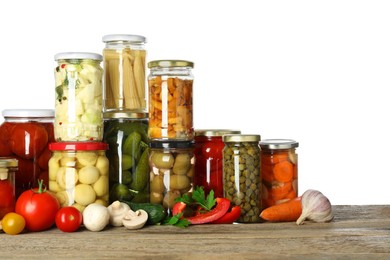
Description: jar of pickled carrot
xmin=260 ymin=139 xmax=299 ymax=209
xmin=193 ymin=129 xmax=240 ymax=198
xmin=147 ymin=60 xmax=194 ymax=141
xmin=102 ymin=34 xmax=147 ymax=112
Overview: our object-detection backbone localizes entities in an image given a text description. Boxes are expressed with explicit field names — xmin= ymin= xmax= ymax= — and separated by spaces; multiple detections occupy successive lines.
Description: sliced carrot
xmin=273 ymin=160 xmax=294 ymax=183
xmin=271 ymin=152 xmax=289 ymax=164
xmin=260 ymin=197 xmax=302 ymax=222
xmin=271 ymin=181 xmax=292 ymax=201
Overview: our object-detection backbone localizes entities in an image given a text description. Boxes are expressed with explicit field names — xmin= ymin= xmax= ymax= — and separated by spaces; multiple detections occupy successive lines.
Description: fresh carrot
xmin=260 ymin=197 xmax=302 ymax=222
xmin=273 ymin=160 xmax=294 ymax=183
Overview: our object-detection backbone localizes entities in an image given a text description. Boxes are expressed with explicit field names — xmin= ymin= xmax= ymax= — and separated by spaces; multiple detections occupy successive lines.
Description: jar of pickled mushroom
xmin=48 ymin=142 xmax=109 ymax=213
xmin=193 ymin=129 xmax=241 ymax=198
xmin=102 ymin=34 xmax=147 ymax=112
xmin=103 ymin=111 xmax=149 ymax=203
xmin=148 ymin=60 xmax=194 ymax=140
xmin=223 ymin=134 xmax=261 ymax=223
xmin=0 ymin=158 xmax=17 ymax=219
xmin=149 ymin=141 xmax=194 ymax=215
xmin=0 ymin=109 xmax=54 ymax=198
xmin=260 ymin=139 xmax=299 ymax=209
xmin=54 ymin=52 xmax=103 ymax=142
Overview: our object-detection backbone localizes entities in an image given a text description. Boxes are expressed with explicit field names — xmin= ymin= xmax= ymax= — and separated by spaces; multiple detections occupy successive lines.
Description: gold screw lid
xmin=0 ymin=158 xmax=18 ymax=168
xmin=148 ymin=60 xmax=194 ymax=68
xmin=223 ymin=134 xmax=261 ymax=143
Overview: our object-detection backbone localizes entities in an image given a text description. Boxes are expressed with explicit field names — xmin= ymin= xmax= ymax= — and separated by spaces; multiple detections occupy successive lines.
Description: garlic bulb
xmin=296 ymin=189 xmax=334 ymax=225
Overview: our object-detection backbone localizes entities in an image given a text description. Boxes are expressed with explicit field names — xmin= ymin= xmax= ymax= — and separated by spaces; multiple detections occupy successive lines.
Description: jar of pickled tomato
xmin=193 ymin=129 xmax=240 ymax=198
xmin=0 ymin=109 xmax=54 ymax=198
xmin=260 ymin=139 xmax=299 ymax=208
xmin=0 ymin=158 xmax=18 ymax=219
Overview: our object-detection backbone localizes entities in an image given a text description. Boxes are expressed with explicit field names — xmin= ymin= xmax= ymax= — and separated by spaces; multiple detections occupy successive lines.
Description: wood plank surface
xmin=1 ymin=205 xmax=389 ymax=259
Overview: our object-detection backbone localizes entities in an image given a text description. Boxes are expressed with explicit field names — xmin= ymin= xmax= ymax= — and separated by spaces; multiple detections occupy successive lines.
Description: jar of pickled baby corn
xmin=48 ymin=142 xmax=109 ymax=213
xmin=102 ymin=34 xmax=147 ymax=112
xmin=223 ymin=134 xmax=261 ymax=223
xmin=54 ymin=52 xmax=104 ymax=142
xmin=147 ymin=60 xmax=194 ymax=141
xmin=260 ymin=139 xmax=299 ymax=209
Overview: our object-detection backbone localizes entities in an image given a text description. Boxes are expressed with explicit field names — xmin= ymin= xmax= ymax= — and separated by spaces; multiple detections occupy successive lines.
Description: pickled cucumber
xmin=130 ymin=148 xmax=149 ymax=191
xmin=123 ymin=131 xmax=142 ymax=158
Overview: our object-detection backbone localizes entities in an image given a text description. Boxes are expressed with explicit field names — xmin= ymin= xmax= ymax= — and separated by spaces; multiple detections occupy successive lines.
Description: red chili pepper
xmin=210 ymin=205 xmax=241 ymax=224
xmin=186 ymin=198 xmax=230 ymax=224
xmin=172 ymin=202 xmax=186 ymax=216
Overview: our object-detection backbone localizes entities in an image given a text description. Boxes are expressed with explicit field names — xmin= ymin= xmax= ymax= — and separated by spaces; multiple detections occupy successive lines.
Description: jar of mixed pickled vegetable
xmin=193 ymin=129 xmax=241 ymax=198
xmin=0 ymin=109 xmax=54 ymax=198
xmin=48 ymin=142 xmax=109 ymax=213
xmin=260 ymin=139 xmax=299 ymax=208
xmin=102 ymin=34 xmax=147 ymax=112
xmin=54 ymin=52 xmax=103 ymax=142
xmin=149 ymin=141 xmax=194 ymax=214
xmin=0 ymin=158 xmax=17 ymax=219
xmin=103 ymin=111 xmax=149 ymax=203
xmin=223 ymin=134 xmax=261 ymax=223
xmin=148 ymin=60 xmax=194 ymax=140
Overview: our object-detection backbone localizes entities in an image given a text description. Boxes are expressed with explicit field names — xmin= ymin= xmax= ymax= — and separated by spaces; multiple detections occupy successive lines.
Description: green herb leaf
xmin=163 ymin=213 xmax=190 ymax=228
xmin=192 ymin=186 xmax=216 ymax=211
xmin=175 ymin=193 xmax=193 ymax=204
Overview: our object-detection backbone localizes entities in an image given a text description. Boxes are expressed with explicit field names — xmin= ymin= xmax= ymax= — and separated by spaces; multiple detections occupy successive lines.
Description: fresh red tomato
xmin=9 ymin=123 xmax=48 ymax=159
xmin=0 ymin=180 xmax=15 ymax=219
xmin=15 ymin=180 xmax=60 ymax=232
xmin=55 ymin=207 xmax=83 ymax=232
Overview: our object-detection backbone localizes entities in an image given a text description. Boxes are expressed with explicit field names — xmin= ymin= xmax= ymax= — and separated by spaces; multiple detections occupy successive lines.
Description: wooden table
xmin=1 ymin=205 xmax=389 ymax=259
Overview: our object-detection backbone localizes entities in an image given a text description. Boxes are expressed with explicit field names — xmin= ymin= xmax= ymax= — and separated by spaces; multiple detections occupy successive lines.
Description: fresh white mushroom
xmin=82 ymin=203 xmax=110 ymax=231
xmin=122 ymin=209 xmax=148 ymax=230
xmin=107 ymin=201 xmax=131 ymax=227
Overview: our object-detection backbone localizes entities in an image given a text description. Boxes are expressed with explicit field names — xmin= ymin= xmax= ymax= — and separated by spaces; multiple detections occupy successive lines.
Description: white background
xmin=1 ymin=0 xmax=389 ymax=205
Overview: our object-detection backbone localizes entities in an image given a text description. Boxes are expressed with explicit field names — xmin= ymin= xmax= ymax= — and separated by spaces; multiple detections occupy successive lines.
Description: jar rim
xmin=149 ymin=140 xmax=194 ymax=149
xmin=54 ymin=52 xmax=102 ymax=61
xmin=223 ymin=134 xmax=261 ymax=142
xmin=148 ymin=60 xmax=194 ymax=69
xmin=195 ymin=129 xmax=241 ymax=137
xmin=260 ymin=139 xmax=299 ymax=149
xmin=103 ymin=111 xmax=148 ymax=119
xmin=2 ymin=109 xmax=54 ymax=118
xmin=49 ymin=142 xmax=109 ymax=151
xmin=102 ymin=34 xmax=146 ymax=43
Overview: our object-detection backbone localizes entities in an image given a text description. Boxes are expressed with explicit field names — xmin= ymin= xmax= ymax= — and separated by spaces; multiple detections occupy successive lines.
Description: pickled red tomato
xmin=9 ymin=123 xmax=48 ymax=159
xmin=0 ymin=122 xmax=15 ymax=156
xmin=0 ymin=180 xmax=15 ymax=219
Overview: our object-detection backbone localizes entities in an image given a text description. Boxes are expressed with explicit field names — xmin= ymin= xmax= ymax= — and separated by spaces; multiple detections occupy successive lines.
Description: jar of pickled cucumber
xmin=223 ymin=134 xmax=261 ymax=223
xmin=48 ymin=142 xmax=109 ymax=213
xmin=148 ymin=60 xmax=194 ymax=140
xmin=102 ymin=34 xmax=147 ymax=112
xmin=54 ymin=52 xmax=103 ymax=142
xmin=103 ymin=111 xmax=149 ymax=203
xmin=149 ymin=141 xmax=194 ymax=215
xmin=0 ymin=109 xmax=54 ymax=198
xmin=0 ymin=158 xmax=17 ymax=219
xmin=260 ymin=139 xmax=299 ymax=208
xmin=193 ymin=129 xmax=241 ymax=198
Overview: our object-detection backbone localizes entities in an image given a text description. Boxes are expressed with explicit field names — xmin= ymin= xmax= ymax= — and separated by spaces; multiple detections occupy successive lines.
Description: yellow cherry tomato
xmin=2 ymin=212 xmax=26 ymax=235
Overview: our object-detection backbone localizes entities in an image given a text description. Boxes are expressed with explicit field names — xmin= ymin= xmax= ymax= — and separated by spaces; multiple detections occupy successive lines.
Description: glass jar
xmin=54 ymin=52 xmax=104 ymax=142
xmin=260 ymin=139 xmax=299 ymax=208
xmin=48 ymin=142 xmax=109 ymax=213
xmin=149 ymin=141 xmax=194 ymax=215
xmin=0 ymin=109 xmax=54 ymax=198
xmin=148 ymin=60 xmax=194 ymax=141
xmin=103 ymin=111 xmax=149 ymax=203
xmin=193 ymin=129 xmax=241 ymax=198
xmin=102 ymin=34 xmax=147 ymax=112
xmin=223 ymin=134 xmax=261 ymax=223
xmin=0 ymin=158 xmax=17 ymax=219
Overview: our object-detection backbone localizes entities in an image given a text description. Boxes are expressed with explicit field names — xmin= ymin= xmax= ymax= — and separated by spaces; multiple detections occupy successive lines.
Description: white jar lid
xmin=2 ymin=109 xmax=55 ymax=118
xmin=102 ymin=34 xmax=146 ymax=43
xmin=54 ymin=52 xmax=102 ymax=61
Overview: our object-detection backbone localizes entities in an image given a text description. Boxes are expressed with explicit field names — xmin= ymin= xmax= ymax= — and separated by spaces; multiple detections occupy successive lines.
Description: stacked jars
xmin=102 ymin=35 xmax=150 ymax=204
xmin=147 ymin=60 xmax=194 ymax=214
xmin=49 ymin=52 xmax=109 ymax=212
xmin=0 ymin=109 xmax=54 ymax=198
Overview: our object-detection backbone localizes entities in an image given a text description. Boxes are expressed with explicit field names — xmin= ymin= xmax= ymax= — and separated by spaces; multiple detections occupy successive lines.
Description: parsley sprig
xmin=163 ymin=213 xmax=190 ymax=228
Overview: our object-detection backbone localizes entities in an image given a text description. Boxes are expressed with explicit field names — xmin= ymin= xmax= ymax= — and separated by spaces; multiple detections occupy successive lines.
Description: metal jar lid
xmin=102 ymin=34 xmax=146 ymax=43
xmin=223 ymin=134 xmax=261 ymax=143
xmin=54 ymin=52 xmax=103 ymax=61
xmin=195 ymin=129 xmax=241 ymax=137
xmin=260 ymin=139 xmax=299 ymax=149
xmin=103 ymin=111 xmax=148 ymax=120
xmin=2 ymin=109 xmax=54 ymax=118
xmin=148 ymin=60 xmax=194 ymax=69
